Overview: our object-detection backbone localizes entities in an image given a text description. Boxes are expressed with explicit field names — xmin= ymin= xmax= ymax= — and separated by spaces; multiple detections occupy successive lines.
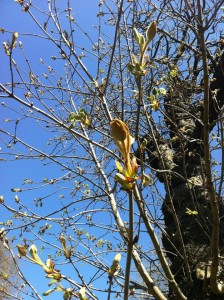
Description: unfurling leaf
xmin=68 ymin=109 xmax=91 ymax=128
xmin=43 ymin=289 xmax=56 ymax=296
xmin=114 ymin=173 xmax=134 ymax=190
xmin=129 ymin=22 xmax=157 ymax=77
xmin=146 ymin=21 xmax=157 ymax=43
xmin=79 ymin=287 xmax=87 ymax=300
xmin=115 ymin=161 xmax=124 ymax=174
xmin=17 ymin=244 xmax=27 ymax=257
xmin=139 ymin=34 xmax=146 ymax=51
xmin=108 ymin=253 xmax=121 ymax=276
xmin=185 ymin=208 xmax=198 ymax=215
xmin=46 ymin=259 xmax=55 ymax=272
xmin=142 ymin=173 xmax=152 ymax=186
xmin=133 ymin=28 xmax=146 ymax=52
xmin=110 ymin=119 xmax=128 ymax=142
xmin=127 ymin=62 xmax=148 ymax=76
xmin=46 ymin=272 xmax=61 ymax=280
xmin=29 ymin=245 xmax=45 ymax=267
xmin=59 ymin=235 xmax=71 ymax=259
xmin=151 ymin=99 xmax=159 ymax=111
xmin=133 ymin=28 xmax=141 ymax=46
xmin=111 ymin=119 xmax=139 ymax=189
xmin=110 ymin=119 xmax=134 ymax=162
xmin=63 ymin=288 xmax=73 ymax=300
xmin=28 ymin=245 xmax=59 ymax=275
xmin=59 ymin=235 xmax=66 ymax=248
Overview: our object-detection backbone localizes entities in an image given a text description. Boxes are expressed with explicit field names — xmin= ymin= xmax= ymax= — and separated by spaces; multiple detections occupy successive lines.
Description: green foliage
xmin=67 ymin=109 xmax=91 ymax=128
xmin=185 ymin=208 xmax=198 ymax=216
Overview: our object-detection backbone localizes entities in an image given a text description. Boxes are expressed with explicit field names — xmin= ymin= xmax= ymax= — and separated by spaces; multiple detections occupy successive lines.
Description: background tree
xmin=0 ymin=238 xmax=21 ymax=299
xmin=0 ymin=0 xmax=223 ymax=299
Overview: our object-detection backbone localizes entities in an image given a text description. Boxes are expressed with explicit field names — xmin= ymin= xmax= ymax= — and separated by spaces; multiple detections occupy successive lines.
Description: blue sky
xmin=0 ymin=0 xmax=101 ymax=210
xmin=0 ymin=2 xmax=120 ymax=299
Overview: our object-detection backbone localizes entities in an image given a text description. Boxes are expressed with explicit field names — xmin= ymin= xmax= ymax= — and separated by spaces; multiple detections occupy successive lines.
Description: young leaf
xmin=146 ymin=21 xmax=157 ymax=43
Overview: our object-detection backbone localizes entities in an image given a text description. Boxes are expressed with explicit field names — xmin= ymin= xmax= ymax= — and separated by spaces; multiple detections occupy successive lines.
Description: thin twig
xmin=197 ymin=0 xmax=224 ymax=294
xmin=124 ymin=190 xmax=134 ymax=300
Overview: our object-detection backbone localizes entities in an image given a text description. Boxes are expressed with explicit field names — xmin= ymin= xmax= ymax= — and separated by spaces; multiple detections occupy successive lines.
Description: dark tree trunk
xmin=144 ymin=52 xmax=224 ymax=299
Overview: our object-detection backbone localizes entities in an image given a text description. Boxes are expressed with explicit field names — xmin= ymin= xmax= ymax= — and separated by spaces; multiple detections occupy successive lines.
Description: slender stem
xmin=135 ymin=76 xmax=142 ymax=138
xmin=134 ymin=186 xmax=187 ymax=300
xmin=218 ymin=119 xmax=224 ymax=199
xmin=107 ymin=277 xmax=113 ymax=300
xmin=124 ymin=190 xmax=134 ymax=300
xmin=103 ymin=0 xmax=124 ymax=95
xmin=197 ymin=0 xmax=223 ymax=294
xmin=9 ymin=51 xmax=14 ymax=95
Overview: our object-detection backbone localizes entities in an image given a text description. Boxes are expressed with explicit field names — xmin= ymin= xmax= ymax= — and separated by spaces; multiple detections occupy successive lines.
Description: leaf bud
xmin=46 ymin=258 xmax=54 ymax=271
xmin=46 ymin=272 xmax=61 ymax=280
xmin=17 ymin=244 xmax=27 ymax=257
xmin=29 ymin=244 xmax=45 ymax=267
xmin=42 ymin=289 xmax=55 ymax=296
xmin=59 ymin=235 xmax=66 ymax=249
xmin=11 ymin=32 xmax=19 ymax=49
xmin=146 ymin=21 xmax=157 ymax=42
xmin=79 ymin=287 xmax=86 ymax=300
xmin=133 ymin=28 xmax=140 ymax=45
xmin=108 ymin=253 xmax=122 ymax=276
xmin=110 ymin=119 xmax=128 ymax=142
xmin=0 ymin=195 xmax=4 ymax=203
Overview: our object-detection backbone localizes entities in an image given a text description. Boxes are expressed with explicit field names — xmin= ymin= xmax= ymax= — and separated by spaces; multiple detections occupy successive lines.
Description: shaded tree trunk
xmin=145 ymin=52 xmax=224 ymax=299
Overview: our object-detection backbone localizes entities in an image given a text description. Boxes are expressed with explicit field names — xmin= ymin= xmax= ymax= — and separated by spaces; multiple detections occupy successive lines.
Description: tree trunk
xmin=145 ymin=52 xmax=224 ymax=299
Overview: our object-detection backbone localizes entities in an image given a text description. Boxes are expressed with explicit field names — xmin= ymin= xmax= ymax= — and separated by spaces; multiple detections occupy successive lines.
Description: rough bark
xmin=0 ymin=242 xmax=20 ymax=300
xmin=144 ymin=52 xmax=224 ymax=299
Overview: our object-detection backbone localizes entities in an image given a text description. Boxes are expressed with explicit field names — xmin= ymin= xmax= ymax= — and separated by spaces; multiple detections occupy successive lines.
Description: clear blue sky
xmin=0 ymin=2 xmax=118 ymax=299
